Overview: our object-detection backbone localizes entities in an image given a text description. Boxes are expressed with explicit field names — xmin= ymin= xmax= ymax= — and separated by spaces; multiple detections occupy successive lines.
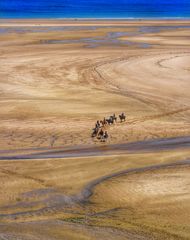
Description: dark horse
xmin=91 ymin=127 xmax=99 ymax=137
xmin=106 ymin=117 xmax=114 ymax=125
xmin=112 ymin=114 xmax=117 ymax=123
xmin=119 ymin=113 xmax=126 ymax=122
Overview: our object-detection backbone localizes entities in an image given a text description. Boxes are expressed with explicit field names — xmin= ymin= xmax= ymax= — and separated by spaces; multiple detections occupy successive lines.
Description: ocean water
xmin=0 ymin=0 xmax=190 ymax=19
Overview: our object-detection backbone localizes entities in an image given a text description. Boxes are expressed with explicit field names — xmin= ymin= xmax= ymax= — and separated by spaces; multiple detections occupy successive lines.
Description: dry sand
xmin=0 ymin=19 xmax=190 ymax=239
xmin=0 ymin=20 xmax=190 ymax=150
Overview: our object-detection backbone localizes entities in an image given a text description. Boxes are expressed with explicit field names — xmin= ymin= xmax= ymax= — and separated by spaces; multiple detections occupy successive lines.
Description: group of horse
xmin=91 ymin=113 xmax=126 ymax=142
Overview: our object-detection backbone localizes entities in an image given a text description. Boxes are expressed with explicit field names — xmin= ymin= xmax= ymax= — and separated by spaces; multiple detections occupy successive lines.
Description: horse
xmin=119 ymin=113 xmax=126 ymax=122
xmin=102 ymin=118 xmax=107 ymax=125
xmin=100 ymin=120 xmax=104 ymax=127
xmin=95 ymin=121 xmax=101 ymax=129
xmin=91 ymin=127 xmax=99 ymax=137
xmin=99 ymin=129 xmax=104 ymax=136
xmin=96 ymin=120 xmax=100 ymax=126
xmin=102 ymin=131 xmax=109 ymax=142
xmin=106 ymin=117 xmax=114 ymax=125
xmin=112 ymin=114 xmax=117 ymax=123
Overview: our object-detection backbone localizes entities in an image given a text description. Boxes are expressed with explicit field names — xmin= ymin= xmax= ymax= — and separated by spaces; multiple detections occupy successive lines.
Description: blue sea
xmin=0 ymin=0 xmax=190 ymax=19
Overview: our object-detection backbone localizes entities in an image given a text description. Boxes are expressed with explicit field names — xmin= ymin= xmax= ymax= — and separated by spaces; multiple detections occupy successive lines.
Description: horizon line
xmin=1 ymin=17 xmax=190 ymax=20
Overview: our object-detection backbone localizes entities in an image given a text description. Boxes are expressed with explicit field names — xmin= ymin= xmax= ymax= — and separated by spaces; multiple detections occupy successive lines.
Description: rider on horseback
xmin=103 ymin=131 xmax=109 ymax=141
xmin=119 ymin=112 xmax=126 ymax=122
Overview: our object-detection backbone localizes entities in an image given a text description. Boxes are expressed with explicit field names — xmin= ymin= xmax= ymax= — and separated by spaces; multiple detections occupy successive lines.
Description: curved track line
xmin=79 ymin=159 xmax=190 ymax=203
xmin=127 ymin=106 xmax=190 ymax=125
xmin=0 ymin=159 xmax=189 ymax=220
xmin=90 ymin=52 xmax=190 ymax=109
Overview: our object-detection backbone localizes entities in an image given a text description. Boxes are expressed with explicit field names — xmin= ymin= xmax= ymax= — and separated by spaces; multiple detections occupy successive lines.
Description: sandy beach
xmin=0 ymin=19 xmax=190 ymax=239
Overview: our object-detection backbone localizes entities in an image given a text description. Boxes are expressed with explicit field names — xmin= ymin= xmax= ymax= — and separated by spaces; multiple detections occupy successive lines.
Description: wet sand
xmin=0 ymin=150 xmax=190 ymax=239
xmin=0 ymin=135 xmax=190 ymax=160
xmin=0 ymin=19 xmax=190 ymax=239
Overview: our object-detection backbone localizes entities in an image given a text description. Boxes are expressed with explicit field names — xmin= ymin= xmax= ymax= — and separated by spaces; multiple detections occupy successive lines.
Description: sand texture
xmin=0 ymin=20 xmax=190 ymax=240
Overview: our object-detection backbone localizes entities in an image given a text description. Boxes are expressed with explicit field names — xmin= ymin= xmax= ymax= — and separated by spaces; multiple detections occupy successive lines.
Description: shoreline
xmin=1 ymin=18 xmax=190 ymax=27
xmin=1 ymin=17 xmax=190 ymax=20
xmin=0 ymin=19 xmax=190 ymax=27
